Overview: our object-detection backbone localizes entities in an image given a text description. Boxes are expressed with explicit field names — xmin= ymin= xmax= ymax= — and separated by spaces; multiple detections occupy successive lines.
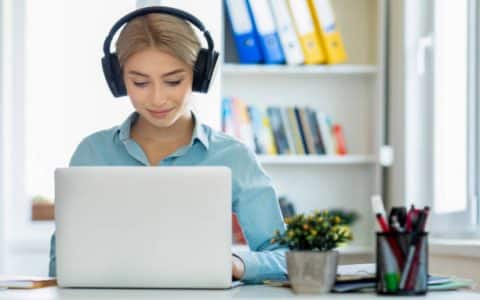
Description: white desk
xmin=0 ymin=286 xmax=477 ymax=300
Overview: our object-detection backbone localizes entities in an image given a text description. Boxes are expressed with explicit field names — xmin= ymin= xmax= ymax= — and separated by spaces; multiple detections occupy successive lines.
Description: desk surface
xmin=0 ymin=286 xmax=477 ymax=300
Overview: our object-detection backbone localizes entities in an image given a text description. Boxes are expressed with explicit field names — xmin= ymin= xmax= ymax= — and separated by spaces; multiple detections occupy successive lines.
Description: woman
xmin=49 ymin=7 xmax=287 ymax=284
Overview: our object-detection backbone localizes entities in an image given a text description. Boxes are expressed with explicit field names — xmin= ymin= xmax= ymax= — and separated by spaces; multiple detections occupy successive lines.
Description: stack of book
xmin=0 ymin=276 xmax=57 ymax=289
xmin=264 ymin=263 xmax=474 ymax=292
xmin=222 ymin=97 xmax=347 ymax=156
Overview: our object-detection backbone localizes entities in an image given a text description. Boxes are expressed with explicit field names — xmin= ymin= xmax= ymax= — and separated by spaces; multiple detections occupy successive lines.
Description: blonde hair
xmin=115 ymin=13 xmax=201 ymax=69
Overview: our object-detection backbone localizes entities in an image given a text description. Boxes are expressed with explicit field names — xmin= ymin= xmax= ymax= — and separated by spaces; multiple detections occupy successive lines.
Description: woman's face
xmin=123 ymin=48 xmax=193 ymax=129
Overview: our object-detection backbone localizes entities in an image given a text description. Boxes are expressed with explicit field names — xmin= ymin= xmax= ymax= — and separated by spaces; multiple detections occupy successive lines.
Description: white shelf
xmin=257 ymin=155 xmax=377 ymax=165
xmin=222 ymin=63 xmax=378 ymax=75
xmin=221 ymin=0 xmax=387 ymax=250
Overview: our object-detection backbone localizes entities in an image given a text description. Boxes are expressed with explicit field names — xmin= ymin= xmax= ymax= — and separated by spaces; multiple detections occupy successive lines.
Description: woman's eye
xmin=165 ymin=80 xmax=182 ymax=86
xmin=133 ymin=82 xmax=149 ymax=87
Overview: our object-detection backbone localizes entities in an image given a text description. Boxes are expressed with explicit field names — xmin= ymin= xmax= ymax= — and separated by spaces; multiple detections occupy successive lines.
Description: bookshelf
xmin=258 ymin=155 xmax=377 ymax=165
xmin=223 ymin=63 xmax=378 ymax=75
xmin=221 ymin=0 xmax=387 ymax=249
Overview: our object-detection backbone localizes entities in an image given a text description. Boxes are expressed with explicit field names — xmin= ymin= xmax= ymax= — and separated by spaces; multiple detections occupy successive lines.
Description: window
xmin=422 ymin=0 xmax=479 ymax=235
xmin=432 ymin=0 xmax=469 ymax=215
xmin=399 ymin=0 xmax=479 ymax=236
xmin=24 ymin=0 xmax=136 ymax=203
xmin=3 ymin=0 xmax=137 ymax=239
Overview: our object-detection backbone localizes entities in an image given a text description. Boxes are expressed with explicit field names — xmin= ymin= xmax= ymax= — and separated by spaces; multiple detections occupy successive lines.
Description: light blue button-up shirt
xmin=49 ymin=111 xmax=288 ymax=284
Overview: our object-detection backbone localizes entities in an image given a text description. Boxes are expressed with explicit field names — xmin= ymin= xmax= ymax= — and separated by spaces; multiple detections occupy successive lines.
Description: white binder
xmin=268 ymin=0 xmax=304 ymax=65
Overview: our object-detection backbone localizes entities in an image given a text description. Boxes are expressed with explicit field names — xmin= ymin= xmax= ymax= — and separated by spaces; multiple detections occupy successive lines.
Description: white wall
xmin=159 ymin=0 xmax=223 ymax=130
xmin=0 ymin=0 xmax=6 ymax=275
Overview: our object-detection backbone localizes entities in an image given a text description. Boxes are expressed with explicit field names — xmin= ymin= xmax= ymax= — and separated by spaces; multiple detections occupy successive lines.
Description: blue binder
xmin=225 ymin=0 xmax=263 ymax=64
xmin=246 ymin=0 xmax=285 ymax=64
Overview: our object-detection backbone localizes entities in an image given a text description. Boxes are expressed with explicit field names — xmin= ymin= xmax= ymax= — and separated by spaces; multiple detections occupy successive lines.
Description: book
xmin=332 ymin=124 xmax=347 ymax=155
xmin=0 ymin=276 xmax=57 ymax=289
xmin=294 ymin=107 xmax=309 ymax=154
xmin=286 ymin=107 xmax=306 ymax=154
xmin=316 ymin=112 xmax=335 ymax=155
xmin=232 ymin=98 xmax=256 ymax=151
xmin=267 ymin=107 xmax=291 ymax=154
xmin=306 ymin=108 xmax=326 ymax=154
xmin=279 ymin=196 xmax=296 ymax=218
xmin=247 ymin=105 xmax=267 ymax=154
xmin=298 ymin=107 xmax=317 ymax=154
xmin=263 ymin=263 xmax=469 ymax=293
xmin=261 ymin=108 xmax=278 ymax=155
xmin=221 ymin=97 xmax=236 ymax=137
xmin=281 ymin=108 xmax=296 ymax=154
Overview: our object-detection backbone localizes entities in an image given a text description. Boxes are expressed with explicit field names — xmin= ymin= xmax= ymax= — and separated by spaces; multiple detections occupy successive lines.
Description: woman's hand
xmin=232 ymin=255 xmax=245 ymax=280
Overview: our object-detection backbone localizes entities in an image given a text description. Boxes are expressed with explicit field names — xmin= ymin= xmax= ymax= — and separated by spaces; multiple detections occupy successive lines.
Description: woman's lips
xmin=147 ymin=107 xmax=174 ymax=118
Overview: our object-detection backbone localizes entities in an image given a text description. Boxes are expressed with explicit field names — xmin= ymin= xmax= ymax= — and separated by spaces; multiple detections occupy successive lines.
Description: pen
xmin=376 ymin=213 xmax=390 ymax=232
xmin=376 ymin=214 xmax=405 ymax=268
xmin=400 ymin=210 xmax=427 ymax=289
xmin=405 ymin=205 xmax=414 ymax=232
xmin=404 ymin=207 xmax=430 ymax=290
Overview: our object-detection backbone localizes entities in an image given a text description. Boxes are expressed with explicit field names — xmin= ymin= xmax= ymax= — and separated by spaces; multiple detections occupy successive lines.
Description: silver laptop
xmin=54 ymin=166 xmax=232 ymax=289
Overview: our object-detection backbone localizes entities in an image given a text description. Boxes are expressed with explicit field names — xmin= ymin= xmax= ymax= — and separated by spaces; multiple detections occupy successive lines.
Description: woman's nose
xmin=151 ymin=84 xmax=168 ymax=106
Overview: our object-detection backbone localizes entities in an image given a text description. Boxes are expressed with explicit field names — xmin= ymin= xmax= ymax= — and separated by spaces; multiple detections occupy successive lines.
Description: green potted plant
xmin=272 ymin=210 xmax=353 ymax=294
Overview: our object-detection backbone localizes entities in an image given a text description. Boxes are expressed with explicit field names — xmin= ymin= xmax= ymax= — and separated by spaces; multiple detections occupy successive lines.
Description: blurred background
xmin=0 ymin=0 xmax=479 ymax=286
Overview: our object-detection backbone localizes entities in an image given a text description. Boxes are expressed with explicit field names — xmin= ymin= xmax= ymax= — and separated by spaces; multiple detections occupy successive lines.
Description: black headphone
xmin=101 ymin=6 xmax=219 ymax=97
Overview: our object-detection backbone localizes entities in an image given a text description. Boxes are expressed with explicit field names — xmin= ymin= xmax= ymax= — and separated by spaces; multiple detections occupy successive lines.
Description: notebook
xmin=0 ymin=276 xmax=57 ymax=289
xmin=263 ymin=263 xmax=471 ymax=292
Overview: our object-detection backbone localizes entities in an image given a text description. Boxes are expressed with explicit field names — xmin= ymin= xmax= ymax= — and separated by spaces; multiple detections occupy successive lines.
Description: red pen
xmin=376 ymin=213 xmax=390 ymax=232
xmin=405 ymin=205 xmax=420 ymax=232
xmin=404 ymin=208 xmax=429 ymax=290
xmin=376 ymin=214 xmax=405 ymax=269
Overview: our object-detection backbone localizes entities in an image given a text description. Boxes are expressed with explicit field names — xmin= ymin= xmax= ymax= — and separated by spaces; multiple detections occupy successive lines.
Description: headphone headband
xmin=102 ymin=6 xmax=219 ymax=97
xmin=103 ymin=6 xmax=214 ymax=55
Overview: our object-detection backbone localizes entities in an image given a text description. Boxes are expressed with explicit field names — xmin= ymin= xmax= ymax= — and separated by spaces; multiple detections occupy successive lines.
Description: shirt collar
xmin=117 ymin=111 xmax=209 ymax=149
xmin=190 ymin=112 xmax=210 ymax=149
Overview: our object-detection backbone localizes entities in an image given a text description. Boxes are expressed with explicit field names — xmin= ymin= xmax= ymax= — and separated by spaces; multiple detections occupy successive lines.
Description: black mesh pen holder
xmin=376 ymin=232 xmax=428 ymax=295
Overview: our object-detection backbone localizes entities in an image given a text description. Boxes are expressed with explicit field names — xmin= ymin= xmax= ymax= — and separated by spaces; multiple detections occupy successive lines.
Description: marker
xmin=371 ymin=195 xmax=387 ymax=218
xmin=380 ymin=238 xmax=400 ymax=292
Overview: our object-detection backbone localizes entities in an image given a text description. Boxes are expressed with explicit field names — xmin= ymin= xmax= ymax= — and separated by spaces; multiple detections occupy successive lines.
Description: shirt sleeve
xmin=231 ymin=144 xmax=289 ymax=284
xmin=49 ymin=138 xmax=96 ymax=277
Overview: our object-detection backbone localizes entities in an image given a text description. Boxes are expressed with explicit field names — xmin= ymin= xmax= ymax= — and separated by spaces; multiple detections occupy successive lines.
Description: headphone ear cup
xmin=205 ymin=51 xmax=219 ymax=92
xmin=192 ymin=48 xmax=209 ymax=93
xmin=101 ymin=53 xmax=127 ymax=97
xmin=192 ymin=49 xmax=219 ymax=93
